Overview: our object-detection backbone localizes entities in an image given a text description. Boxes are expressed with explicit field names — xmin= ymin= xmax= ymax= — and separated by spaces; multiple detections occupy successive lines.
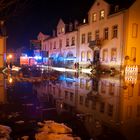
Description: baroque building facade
xmin=40 ymin=0 xmax=139 ymax=71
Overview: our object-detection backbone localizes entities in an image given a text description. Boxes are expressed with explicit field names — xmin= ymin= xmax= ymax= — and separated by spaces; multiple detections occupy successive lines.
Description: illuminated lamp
xmin=34 ymin=56 xmax=42 ymax=60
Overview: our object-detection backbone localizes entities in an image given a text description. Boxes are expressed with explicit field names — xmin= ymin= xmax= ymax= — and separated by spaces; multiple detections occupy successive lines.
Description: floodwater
xmin=0 ymin=70 xmax=140 ymax=140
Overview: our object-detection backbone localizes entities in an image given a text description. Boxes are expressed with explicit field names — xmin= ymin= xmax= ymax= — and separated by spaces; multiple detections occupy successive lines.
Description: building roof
xmin=106 ymin=0 xmax=136 ymax=15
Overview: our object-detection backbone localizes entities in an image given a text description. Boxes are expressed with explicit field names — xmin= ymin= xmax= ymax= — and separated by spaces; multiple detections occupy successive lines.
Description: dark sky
xmin=6 ymin=0 xmax=94 ymax=50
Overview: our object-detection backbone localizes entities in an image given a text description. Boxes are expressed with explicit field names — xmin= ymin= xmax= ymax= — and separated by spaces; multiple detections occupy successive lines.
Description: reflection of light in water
xmin=125 ymin=65 xmax=138 ymax=84
xmin=9 ymin=77 xmax=13 ymax=83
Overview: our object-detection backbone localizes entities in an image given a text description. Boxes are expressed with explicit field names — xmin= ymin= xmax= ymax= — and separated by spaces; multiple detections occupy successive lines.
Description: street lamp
xmin=8 ymin=54 xmax=13 ymax=59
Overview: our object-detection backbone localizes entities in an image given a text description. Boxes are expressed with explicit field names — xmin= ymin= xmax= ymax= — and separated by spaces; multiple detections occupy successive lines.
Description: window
xmin=70 ymin=92 xmax=74 ymax=101
xmin=131 ymin=47 xmax=136 ymax=61
xmin=81 ymin=34 xmax=85 ymax=44
xmin=109 ymin=83 xmax=115 ymax=95
xmin=92 ymin=101 xmax=96 ymax=110
xmin=65 ymin=91 xmax=68 ymax=99
xmin=132 ymin=23 xmax=138 ymax=38
xmin=59 ymin=39 xmax=62 ymax=48
xmin=137 ymin=105 xmax=140 ymax=117
xmin=111 ymin=48 xmax=117 ymax=61
xmin=126 ymin=106 xmax=132 ymax=119
xmin=100 ymin=10 xmax=105 ymax=19
xmin=71 ymin=37 xmax=75 ymax=45
xmin=87 ymin=51 xmax=92 ymax=61
xmin=80 ymin=78 xmax=84 ymax=88
xmin=115 ymin=5 xmax=119 ymax=12
xmin=66 ymin=38 xmax=69 ymax=46
xmin=87 ymin=32 xmax=92 ymax=43
xmin=81 ymin=51 xmax=85 ymax=61
xmin=53 ymin=41 xmax=56 ymax=49
xmin=62 ymin=27 xmax=65 ymax=33
xmin=95 ymin=30 xmax=99 ymax=40
xmin=108 ymin=104 xmax=113 ymax=116
xmin=50 ymin=42 xmax=52 ymax=50
xmin=138 ymin=84 xmax=140 ymax=96
xmin=85 ymin=98 xmax=89 ymax=107
xmin=104 ymin=28 xmax=109 ymax=40
xmin=112 ymin=25 xmax=118 ymax=38
xmin=79 ymin=96 xmax=83 ymax=105
xmin=100 ymin=102 xmax=105 ymax=113
xmin=86 ymin=80 xmax=91 ymax=90
xmin=102 ymin=49 xmax=108 ymax=62
xmin=101 ymin=81 xmax=106 ymax=93
xmin=53 ymin=87 xmax=55 ymax=95
xmin=92 ymin=13 xmax=97 ymax=22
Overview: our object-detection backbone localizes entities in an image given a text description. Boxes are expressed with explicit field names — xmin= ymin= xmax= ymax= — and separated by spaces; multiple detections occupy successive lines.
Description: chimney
xmin=69 ymin=22 xmax=73 ymax=32
xmin=74 ymin=20 xmax=78 ymax=30
xmin=52 ymin=29 xmax=56 ymax=37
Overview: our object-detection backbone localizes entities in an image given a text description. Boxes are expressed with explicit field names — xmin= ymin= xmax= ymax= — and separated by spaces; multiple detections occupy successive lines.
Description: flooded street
xmin=0 ymin=70 xmax=140 ymax=140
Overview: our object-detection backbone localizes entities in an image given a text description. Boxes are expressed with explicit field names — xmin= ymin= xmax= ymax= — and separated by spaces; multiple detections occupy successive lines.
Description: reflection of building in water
xmin=33 ymin=73 xmax=140 ymax=139
xmin=0 ymin=74 xmax=7 ymax=103
xmin=119 ymin=74 xmax=140 ymax=140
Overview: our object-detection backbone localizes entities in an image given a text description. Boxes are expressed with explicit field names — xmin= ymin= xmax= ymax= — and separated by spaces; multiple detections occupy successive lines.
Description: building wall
xmin=0 ymin=37 xmax=6 ymax=68
xmin=125 ymin=0 xmax=140 ymax=70
xmin=78 ymin=0 xmax=125 ymax=70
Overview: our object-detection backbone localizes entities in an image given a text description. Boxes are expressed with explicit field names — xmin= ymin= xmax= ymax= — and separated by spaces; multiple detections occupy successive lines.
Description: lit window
xmin=112 ymin=25 xmax=118 ymax=38
xmin=104 ymin=28 xmax=109 ymax=40
xmin=100 ymin=10 xmax=105 ymax=19
xmin=86 ymin=80 xmax=91 ymax=90
xmin=62 ymin=27 xmax=65 ymax=33
xmin=87 ymin=51 xmax=91 ymax=61
xmin=81 ymin=34 xmax=85 ymax=44
xmin=111 ymin=48 xmax=117 ymax=61
xmin=81 ymin=51 xmax=85 ymax=61
xmin=95 ymin=30 xmax=99 ymax=40
xmin=92 ymin=13 xmax=97 ymax=22
xmin=80 ymin=78 xmax=84 ymax=89
xmin=87 ymin=32 xmax=92 ymax=43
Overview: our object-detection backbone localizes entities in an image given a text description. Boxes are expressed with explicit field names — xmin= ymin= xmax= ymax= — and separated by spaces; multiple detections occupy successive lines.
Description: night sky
xmin=6 ymin=0 xmax=94 ymax=50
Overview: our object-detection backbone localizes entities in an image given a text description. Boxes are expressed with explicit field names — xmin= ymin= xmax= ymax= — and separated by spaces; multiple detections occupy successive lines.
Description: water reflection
xmin=0 ymin=73 xmax=7 ymax=103
xmin=1 ymin=71 xmax=140 ymax=140
xmin=33 ymin=72 xmax=140 ymax=140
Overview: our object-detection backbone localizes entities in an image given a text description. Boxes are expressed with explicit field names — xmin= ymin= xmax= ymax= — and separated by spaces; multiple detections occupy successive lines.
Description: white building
xmin=40 ymin=0 xmax=136 ymax=71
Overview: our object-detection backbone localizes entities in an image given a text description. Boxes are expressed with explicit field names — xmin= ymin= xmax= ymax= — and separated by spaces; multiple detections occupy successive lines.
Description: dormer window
xmin=115 ymin=5 xmax=119 ymax=12
xmin=100 ymin=10 xmax=105 ymax=20
xmin=62 ymin=27 xmax=65 ymax=33
xmin=92 ymin=13 xmax=97 ymax=22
